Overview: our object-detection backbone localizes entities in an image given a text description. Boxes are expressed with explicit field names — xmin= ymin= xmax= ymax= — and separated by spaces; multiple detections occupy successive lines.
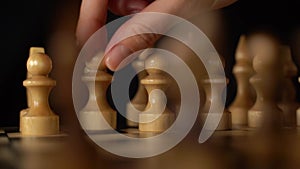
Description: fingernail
xmin=130 ymin=10 xmax=142 ymax=14
xmin=127 ymin=1 xmax=147 ymax=14
xmin=212 ymin=0 xmax=237 ymax=9
xmin=105 ymin=45 xmax=133 ymax=71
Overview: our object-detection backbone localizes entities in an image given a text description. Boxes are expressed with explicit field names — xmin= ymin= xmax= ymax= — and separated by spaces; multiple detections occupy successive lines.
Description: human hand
xmin=76 ymin=0 xmax=237 ymax=71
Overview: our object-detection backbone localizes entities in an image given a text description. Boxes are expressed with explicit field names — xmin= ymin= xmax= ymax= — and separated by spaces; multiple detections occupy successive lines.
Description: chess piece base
xmin=79 ymin=110 xmax=117 ymax=130
xmin=229 ymin=106 xmax=248 ymax=129
xmin=19 ymin=109 xmax=29 ymax=132
xmin=139 ymin=113 xmax=175 ymax=132
xmin=199 ymin=111 xmax=231 ymax=130
xmin=20 ymin=115 xmax=59 ymax=136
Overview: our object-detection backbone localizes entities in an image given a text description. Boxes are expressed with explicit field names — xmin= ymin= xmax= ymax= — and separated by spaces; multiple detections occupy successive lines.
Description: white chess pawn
xmin=229 ymin=35 xmax=255 ymax=129
xmin=20 ymin=47 xmax=46 ymax=132
xmin=139 ymin=53 xmax=175 ymax=132
xmin=126 ymin=52 xmax=148 ymax=127
xmin=26 ymin=47 xmax=46 ymax=109
xmin=78 ymin=53 xmax=117 ymax=130
xmin=20 ymin=48 xmax=59 ymax=135
xmin=199 ymin=54 xmax=231 ymax=131
xmin=247 ymin=34 xmax=284 ymax=129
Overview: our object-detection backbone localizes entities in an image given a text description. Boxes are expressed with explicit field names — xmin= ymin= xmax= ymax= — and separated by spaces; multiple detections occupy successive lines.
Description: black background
xmin=0 ymin=0 xmax=299 ymax=127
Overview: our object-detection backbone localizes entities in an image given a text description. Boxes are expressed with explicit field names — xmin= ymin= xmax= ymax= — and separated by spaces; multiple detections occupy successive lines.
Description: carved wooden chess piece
xmin=199 ymin=54 xmax=231 ymax=130
xmin=229 ymin=35 xmax=255 ymax=129
xmin=278 ymin=45 xmax=298 ymax=127
xmin=139 ymin=52 xmax=175 ymax=132
xmin=126 ymin=53 xmax=148 ymax=127
xmin=20 ymin=47 xmax=59 ymax=135
xmin=20 ymin=47 xmax=46 ymax=132
xmin=78 ymin=53 xmax=117 ymax=130
xmin=247 ymin=34 xmax=284 ymax=129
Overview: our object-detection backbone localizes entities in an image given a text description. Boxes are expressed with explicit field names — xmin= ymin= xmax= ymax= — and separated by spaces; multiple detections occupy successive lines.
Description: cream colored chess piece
xmin=199 ymin=54 xmax=231 ymax=130
xmin=139 ymin=53 xmax=175 ymax=132
xmin=248 ymin=34 xmax=284 ymax=129
xmin=20 ymin=47 xmax=59 ymax=135
xmin=278 ymin=45 xmax=298 ymax=127
xmin=26 ymin=47 xmax=46 ymax=108
xmin=20 ymin=47 xmax=46 ymax=132
xmin=78 ymin=53 xmax=117 ymax=130
xmin=229 ymin=35 xmax=255 ymax=129
xmin=126 ymin=53 xmax=148 ymax=127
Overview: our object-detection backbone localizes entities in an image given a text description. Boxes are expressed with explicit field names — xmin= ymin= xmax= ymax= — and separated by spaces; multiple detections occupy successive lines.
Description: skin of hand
xmin=76 ymin=0 xmax=237 ymax=71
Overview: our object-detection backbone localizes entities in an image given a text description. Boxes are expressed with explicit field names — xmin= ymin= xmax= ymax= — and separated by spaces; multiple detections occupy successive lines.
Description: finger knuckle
xmin=130 ymin=23 xmax=160 ymax=47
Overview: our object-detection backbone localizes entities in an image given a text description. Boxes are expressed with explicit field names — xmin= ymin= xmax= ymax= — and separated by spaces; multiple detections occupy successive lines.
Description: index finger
xmin=76 ymin=0 xmax=109 ymax=48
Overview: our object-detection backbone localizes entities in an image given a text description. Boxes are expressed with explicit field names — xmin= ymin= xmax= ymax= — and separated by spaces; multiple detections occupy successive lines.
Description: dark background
xmin=0 ymin=0 xmax=62 ymax=127
xmin=0 ymin=0 xmax=299 ymax=127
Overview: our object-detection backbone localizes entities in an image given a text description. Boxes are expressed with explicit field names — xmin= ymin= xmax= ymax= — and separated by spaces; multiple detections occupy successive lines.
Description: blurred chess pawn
xmin=247 ymin=33 xmax=284 ymax=129
xmin=278 ymin=45 xmax=298 ymax=127
xmin=20 ymin=47 xmax=59 ymax=135
xmin=199 ymin=53 xmax=231 ymax=130
xmin=229 ymin=35 xmax=255 ymax=129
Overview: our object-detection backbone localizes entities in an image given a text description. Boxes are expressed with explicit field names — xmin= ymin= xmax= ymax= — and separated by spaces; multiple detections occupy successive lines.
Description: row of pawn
xmin=229 ymin=33 xmax=300 ymax=130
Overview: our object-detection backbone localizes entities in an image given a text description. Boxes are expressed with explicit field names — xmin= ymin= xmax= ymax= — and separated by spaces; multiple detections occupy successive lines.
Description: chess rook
xmin=229 ymin=35 xmax=255 ymax=129
xmin=139 ymin=53 xmax=175 ymax=132
xmin=20 ymin=47 xmax=59 ymax=136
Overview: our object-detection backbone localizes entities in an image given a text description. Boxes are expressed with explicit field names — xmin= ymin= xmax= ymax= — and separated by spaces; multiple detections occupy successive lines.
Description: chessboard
xmin=2 ymin=126 xmax=300 ymax=169
xmin=3 ymin=23 xmax=300 ymax=169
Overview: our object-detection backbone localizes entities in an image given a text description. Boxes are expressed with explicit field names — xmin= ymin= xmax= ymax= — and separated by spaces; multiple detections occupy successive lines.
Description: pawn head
xmin=27 ymin=53 xmax=52 ymax=76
